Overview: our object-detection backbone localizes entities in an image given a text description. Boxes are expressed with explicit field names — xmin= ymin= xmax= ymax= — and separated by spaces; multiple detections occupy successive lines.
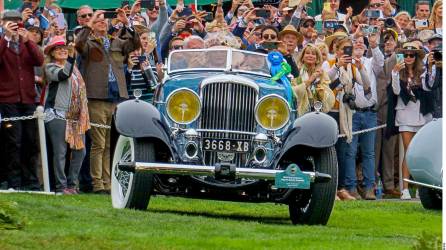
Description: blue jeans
xmin=344 ymin=111 xmax=377 ymax=191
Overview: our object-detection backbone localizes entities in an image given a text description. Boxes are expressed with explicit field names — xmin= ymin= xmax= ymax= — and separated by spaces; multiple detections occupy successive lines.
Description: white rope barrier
xmin=338 ymin=124 xmax=388 ymax=138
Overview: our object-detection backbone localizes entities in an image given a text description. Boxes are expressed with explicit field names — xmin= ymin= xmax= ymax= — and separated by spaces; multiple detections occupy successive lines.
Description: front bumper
xmin=118 ymin=162 xmax=332 ymax=184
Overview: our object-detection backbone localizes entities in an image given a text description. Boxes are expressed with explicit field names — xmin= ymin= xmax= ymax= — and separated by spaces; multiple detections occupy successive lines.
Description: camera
xmin=433 ymin=45 xmax=442 ymax=62
xmin=342 ymin=93 xmax=356 ymax=109
xmin=414 ymin=19 xmax=428 ymax=29
xmin=384 ymin=18 xmax=396 ymax=28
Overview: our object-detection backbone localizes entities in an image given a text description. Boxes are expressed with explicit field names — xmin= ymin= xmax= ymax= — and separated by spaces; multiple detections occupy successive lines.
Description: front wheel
xmin=111 ymin=136 xmax=155 ymax=210
xmin=288 ymin=147 xmax=338 ymax=225
xmin=419 ymin=187 xmax=442 ymax=210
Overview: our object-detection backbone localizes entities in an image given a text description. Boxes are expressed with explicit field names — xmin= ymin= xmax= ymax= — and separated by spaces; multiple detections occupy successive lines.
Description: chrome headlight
xmin=255 ymin=95 xmax=290 ymax=130
xmin=166 ymin=88 xmax=201 ymax=124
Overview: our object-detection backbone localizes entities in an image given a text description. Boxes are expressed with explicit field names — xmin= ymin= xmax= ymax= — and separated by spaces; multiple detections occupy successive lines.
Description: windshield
xmin=168 ymin=49 xmax=270 ymax=76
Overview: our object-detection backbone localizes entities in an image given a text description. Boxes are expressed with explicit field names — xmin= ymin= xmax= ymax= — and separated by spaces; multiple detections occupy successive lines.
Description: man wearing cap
xmin=373 ymin=28 xmax=401 ymax=197
xmin=279 ymin=24 xmax=303 ymax=78
xmin=0 ymin=10 xmax=44 ymax=190
xmin=75 ymin=10 xmax=140 ymax=194
xmin=298 ymin=17 xmax=316 ymax=47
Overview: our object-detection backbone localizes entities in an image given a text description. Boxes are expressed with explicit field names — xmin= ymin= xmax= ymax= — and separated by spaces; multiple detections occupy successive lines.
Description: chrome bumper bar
xmin=403 ymin=179 xmax=443 ymax=190
xmin=118 ymin=162 xmax=332 ymax=183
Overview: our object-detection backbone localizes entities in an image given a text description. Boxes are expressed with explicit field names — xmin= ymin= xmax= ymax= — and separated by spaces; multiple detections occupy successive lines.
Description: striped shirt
xmin=126 ymin=67 xmax=154 ymax=102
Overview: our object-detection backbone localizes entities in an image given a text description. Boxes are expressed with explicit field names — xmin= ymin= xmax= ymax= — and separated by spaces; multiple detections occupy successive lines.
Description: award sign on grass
xmin=275 ymin=164 xmax=311 ymax=189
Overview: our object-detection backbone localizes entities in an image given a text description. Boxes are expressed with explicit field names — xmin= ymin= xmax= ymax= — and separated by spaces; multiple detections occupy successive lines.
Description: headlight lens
xmin=255 ymin=95 xmax=290 ymax=130
xmin=166 ymin=88 xmax=201 ymax=124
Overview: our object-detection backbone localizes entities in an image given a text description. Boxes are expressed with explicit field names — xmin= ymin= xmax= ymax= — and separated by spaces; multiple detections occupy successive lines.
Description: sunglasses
xmin=172 ymin=45 xmax=183 ymax=50
xmin=303 ymin=23 xmax=315 ymax=28
xmin=149 ymin=6 xmax=160 ymax=11
xmin=80 ymin=13 xmax=93 ymax=18
xmin=369 ymin=3 xmax=382 ymax=8
xmin=404 ymin=53 xmax=416 ymax=58
xmin=263 ymin=34 xmax=277 ymax=40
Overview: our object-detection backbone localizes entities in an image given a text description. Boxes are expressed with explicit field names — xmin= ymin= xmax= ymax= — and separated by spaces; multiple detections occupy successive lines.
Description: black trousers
xmin=0 ymin=103 xmax=40 ymax=190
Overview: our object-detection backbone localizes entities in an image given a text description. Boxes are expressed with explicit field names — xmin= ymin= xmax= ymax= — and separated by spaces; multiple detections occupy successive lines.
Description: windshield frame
xmin=167 ymin=48 xmax=271 ymax=78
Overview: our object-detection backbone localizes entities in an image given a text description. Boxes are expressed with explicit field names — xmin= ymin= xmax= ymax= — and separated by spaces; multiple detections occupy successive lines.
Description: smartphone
xmin=66 ymin=30 xmax=75 ymax=43
xmin=55 ymin=13 xmax=65 ymax=29
xmin=324 ymin=21 xmax=338 ymax=29
xmin=315 ymin=20 xmax=323 ymax=33
xmin=178 ymin=7 xmax=193 ymax=17
xmin=262 ymin=41 xmax=278 ymax=50
xmin=141 ymin=0 xmax=155 ymax=9
xmin=414 ymin=19 xmax=428 ymax=29
xmin=121 ymin=0 xmax=129 ymax=7
xmin=22 ymin=2 xmax=33 ymax=11
xmin=365 ymin=9 xmax=381 ymax=19
xmin=103 ymin=11 xmax=118 ymax=19
xmin=138 ymin=55 xmax=147 ymax=63
xmin=343 ymin=46 xmax=353 ymax=57
xmin=255 ymin=9 xmax=271 ymax=19
xmin=17 ymin=22 xmax=24 ymax=29
xmin=204 ymin=12 xmax=214 ymax=22
xmin=39 ymin=15 xmax=50 ymax=30
xmin=396 ymin=53 xmax=404 ymax=64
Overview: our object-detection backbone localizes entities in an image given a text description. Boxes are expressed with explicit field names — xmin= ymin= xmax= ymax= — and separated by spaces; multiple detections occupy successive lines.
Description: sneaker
xmin=415 ymin=189 xmax=420 ymax=199
xmin=401 ymin=189 xmax=412 ymax=200
xmin=364 ymin=189 xmax=376 ymax=200
xmin=337 ymin=189 xmax=356 ymax=201
xmin=63 ymin=188 xmax=73 ymax=195
xmin=66 ymin=188 xmax=79 ymax=195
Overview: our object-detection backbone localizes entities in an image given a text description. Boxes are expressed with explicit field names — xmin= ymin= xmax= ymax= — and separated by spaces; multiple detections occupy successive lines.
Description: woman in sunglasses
xmin=391 ymin=42 xmax=436 ymax=200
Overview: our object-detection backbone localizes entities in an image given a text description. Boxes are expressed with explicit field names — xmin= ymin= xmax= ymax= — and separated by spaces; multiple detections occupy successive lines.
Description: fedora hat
xmin=44 ymin=36 xmax=66 ymax=55
xmin=324 ymin=31 xmax=348 ymax=49
xmin=279 ymin=25 xmax=304 ymax=44
xmin=396 ymin=42 xmax=426 ymax=58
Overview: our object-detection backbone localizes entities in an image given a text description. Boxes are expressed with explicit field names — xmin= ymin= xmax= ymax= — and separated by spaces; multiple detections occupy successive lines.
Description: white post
xmin=398 ymin=134 xmax=404 ymax=192
xmin=36 ymin=106 xmax=50 ymax=192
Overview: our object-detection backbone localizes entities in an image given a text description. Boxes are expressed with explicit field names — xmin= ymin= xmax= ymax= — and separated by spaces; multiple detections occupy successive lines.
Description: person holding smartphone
xmin=75 ymin=9 xmax=141 ymax=194
xmin=0 ymin=10 xmax=44 ymax=191
xmin=140 ymin=0 xmax=168 ymax=37
xmin=43 ymin=36 xmax=90 ymax=195
xmin=390 ymin=42 xmax=435 ymax=200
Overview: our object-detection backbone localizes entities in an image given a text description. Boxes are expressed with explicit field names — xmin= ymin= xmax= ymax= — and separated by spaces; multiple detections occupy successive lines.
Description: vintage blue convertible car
xmin=406 ymin=118 xmax=442 ymax=210
xmin=111 ymin=49 xmax=339 ymax=225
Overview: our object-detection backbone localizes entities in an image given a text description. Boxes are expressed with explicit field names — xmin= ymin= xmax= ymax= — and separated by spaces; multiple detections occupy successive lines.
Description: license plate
xmin=202 ymin=139 xmax=250 ymax=153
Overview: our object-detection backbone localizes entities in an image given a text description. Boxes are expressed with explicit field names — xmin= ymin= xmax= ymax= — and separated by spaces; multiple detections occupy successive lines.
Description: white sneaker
xmin=415 ymin=189 xmax=420 ymax=199
xmin=401 ymin=189 xmax=412 ymax=200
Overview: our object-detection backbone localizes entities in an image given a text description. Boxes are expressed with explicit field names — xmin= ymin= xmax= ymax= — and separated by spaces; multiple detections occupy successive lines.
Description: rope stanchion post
xmin=36 ymin=106 xmax=50 ymax=193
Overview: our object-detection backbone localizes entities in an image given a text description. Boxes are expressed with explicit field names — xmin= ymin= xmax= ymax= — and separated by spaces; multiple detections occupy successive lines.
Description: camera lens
xmin=385 ymin=18 xmax=396 ymax=28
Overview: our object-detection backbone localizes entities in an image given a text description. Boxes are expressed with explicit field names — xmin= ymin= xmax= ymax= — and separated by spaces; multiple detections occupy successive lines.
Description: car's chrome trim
xmin=403 ymin=179 xmax=443 ymax=190
xmin=118 ymin=162 xmax=332 ymax=183
xmin=200 ymin=75 xmax=260 ymax=92
xmin=196 ymin=129 xmax=257 ymax=136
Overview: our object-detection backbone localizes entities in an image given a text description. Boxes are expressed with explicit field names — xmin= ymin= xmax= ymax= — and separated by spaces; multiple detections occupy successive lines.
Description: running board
xmin=118 ymin=162 xmax=332 ymax=183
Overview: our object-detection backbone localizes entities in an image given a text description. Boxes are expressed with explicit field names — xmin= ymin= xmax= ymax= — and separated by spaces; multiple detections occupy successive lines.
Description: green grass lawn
xmin=0 ymin=193 xmax=441 ymax=250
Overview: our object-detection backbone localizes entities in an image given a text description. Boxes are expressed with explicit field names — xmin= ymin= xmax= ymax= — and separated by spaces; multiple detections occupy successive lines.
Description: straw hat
xmin=324 ymin=31 xmax=348 ymax=48
xmin=279 ymin=25 xmax=304 ymax=45
xmin=396 ymin=42 xmax=426 ymax=58
xmin=44 ymin=36 xmax=66 ymax=55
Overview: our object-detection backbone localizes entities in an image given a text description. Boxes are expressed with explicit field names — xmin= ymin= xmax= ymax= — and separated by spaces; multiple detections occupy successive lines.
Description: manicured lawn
xmin=0 ymin=193 xmax=441 ymax=249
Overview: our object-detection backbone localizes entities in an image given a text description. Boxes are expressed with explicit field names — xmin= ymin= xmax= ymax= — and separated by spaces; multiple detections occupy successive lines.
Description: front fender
xmin=114 ymin=99 xmax=172 ymax=144
xmin=280 ymin=112 xmax=338 ymax=153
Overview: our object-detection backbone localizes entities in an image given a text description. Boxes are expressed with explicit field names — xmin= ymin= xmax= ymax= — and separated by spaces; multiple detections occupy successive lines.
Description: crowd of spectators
xmin=0 ymin=0 xmax=442 ymax=199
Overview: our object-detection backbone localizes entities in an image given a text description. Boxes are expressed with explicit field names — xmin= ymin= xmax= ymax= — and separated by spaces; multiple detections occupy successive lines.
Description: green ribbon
xmin=271 ymin=62 xmax=292 ymax=82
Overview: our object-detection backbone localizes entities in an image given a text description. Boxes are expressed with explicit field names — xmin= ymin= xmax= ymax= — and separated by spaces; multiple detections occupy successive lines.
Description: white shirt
xmin=352 ymin=56 xmax=378 ymax=108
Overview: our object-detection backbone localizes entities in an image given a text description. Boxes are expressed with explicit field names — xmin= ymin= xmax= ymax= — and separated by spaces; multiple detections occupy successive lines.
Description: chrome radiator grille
xmin=200 ymin=82 xmax=257 ymax=167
